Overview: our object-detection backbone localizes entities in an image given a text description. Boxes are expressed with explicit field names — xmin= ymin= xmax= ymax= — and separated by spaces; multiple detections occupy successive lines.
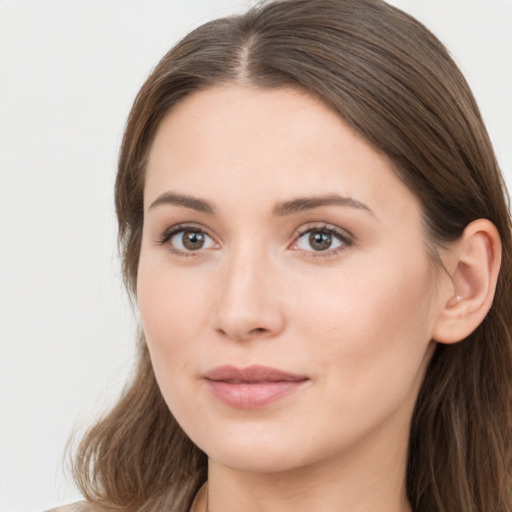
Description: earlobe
xmin=433 ymin=219 xmax=502 ymax=344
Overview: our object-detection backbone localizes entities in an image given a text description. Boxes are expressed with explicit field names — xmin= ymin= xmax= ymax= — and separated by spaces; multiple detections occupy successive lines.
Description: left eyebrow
xmin=148 ymin=192 xmax=215 ymax=214
xmin=272 ymin=194 xmax=374 ymax=216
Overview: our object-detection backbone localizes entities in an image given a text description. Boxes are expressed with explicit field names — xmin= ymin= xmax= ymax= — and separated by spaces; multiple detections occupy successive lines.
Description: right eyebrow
xmin=272 ymin=194 xmax=374 ymax=217
xmin=148 ymin=192 xmax=215 ymax=214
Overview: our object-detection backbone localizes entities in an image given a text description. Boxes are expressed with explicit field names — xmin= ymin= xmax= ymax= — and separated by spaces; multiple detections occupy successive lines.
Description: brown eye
xmin=308 ymin=231 xmax=332 ymax=251
xmin=182 ymin=230 xmax=205 ymax=250
xmin=294 ymin=226 xmax=351 ymax=255
xmin=168 ymin=228 xmax=215 ymax=253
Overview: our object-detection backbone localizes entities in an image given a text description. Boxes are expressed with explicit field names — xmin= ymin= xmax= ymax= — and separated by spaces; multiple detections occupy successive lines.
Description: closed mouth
xmin=203 ymin=365 xmax=309 ymax=409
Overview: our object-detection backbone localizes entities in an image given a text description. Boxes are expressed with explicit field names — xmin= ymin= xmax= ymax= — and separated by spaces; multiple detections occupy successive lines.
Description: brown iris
xmin=309 ymin=231 xmax=332 ymax=251
xmin=182 ymin=230 xmax=205 ymax=250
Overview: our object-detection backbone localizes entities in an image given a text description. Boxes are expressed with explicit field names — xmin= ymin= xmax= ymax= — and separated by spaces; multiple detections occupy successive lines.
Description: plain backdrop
xmin=0 ymin=1 xmax=510 ymax=511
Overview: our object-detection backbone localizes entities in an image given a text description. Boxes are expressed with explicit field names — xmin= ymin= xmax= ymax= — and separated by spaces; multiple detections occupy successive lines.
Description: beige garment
xmin=44 ymin=486 xmax=207 ymax=512
xmin=45 ymin=502 xmax=98 ymax=512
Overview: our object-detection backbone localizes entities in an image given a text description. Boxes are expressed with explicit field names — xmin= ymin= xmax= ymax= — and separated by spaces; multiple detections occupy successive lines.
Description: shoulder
xmin=44 ymin=502 xmax=105 ymax=512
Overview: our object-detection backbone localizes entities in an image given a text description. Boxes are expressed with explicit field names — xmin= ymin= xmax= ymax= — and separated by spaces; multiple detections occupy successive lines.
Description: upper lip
xmin=204 ymin=365 xmax=308 ymax=383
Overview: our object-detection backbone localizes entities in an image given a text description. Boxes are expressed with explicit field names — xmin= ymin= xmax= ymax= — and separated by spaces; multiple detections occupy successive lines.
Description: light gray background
xmin=0 ymin=1 xmax=510 ymax=511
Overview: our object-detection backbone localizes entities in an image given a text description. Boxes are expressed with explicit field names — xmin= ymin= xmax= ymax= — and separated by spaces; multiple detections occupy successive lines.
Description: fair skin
xmin=137 ymin=85 xmax=499 ymax=512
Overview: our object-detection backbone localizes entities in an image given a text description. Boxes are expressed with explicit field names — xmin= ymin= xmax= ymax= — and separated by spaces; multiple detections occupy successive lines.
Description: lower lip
xmin=205 ymin=380 xmax=308 ymax=409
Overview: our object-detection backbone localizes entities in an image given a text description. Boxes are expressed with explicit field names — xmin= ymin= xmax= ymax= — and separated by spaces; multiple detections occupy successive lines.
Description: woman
xmin=54 ymin=0 xmax=512 ymax=511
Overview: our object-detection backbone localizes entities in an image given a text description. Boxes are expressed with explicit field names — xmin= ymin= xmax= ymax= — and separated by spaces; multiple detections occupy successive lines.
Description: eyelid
xmin=289 ymin=223 xmax=354 ymax=256
xmin=153 ymin=221 xmax=354 ymax=257
xmin=154 ymin=222 xmax=219 ymax=255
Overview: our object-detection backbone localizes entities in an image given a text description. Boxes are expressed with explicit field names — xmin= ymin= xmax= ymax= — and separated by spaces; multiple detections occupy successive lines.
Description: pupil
xmin=309 ymin=231 xmax=332 ymax=251
xmin=183 ymin=230 xmax=204 ymax=250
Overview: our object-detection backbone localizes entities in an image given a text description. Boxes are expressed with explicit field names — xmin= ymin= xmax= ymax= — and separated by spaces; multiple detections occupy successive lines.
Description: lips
xmin=203 ymin=365 xmax=309 ymax=409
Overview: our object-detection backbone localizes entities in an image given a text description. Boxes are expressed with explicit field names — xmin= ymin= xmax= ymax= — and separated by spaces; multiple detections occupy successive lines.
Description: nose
xmin=212 ymin=245 xmax=286 ymax=342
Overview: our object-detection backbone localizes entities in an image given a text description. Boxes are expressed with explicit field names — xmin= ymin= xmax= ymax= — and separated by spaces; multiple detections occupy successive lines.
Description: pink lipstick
xmin=203 ymin=365 xmax=308 ymax=409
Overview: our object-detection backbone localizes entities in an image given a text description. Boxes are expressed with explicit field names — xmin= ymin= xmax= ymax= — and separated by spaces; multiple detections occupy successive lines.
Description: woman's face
xmin=138 ymin=85 xmax=443 ymax=475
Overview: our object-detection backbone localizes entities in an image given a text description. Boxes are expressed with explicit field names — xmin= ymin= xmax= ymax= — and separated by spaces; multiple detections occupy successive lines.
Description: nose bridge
xmin=213 ymin=239 xmax=284 ymax=341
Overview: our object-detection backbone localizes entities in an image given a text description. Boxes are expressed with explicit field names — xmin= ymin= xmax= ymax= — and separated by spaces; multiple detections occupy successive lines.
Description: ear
xmin=432 ymin=219 xmax=502 ymax=344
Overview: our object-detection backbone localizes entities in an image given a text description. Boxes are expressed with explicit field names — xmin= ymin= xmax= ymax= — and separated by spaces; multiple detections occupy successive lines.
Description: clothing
xmin=44 ymin=485 xmax=207 ymax=512
xmin=45 ymin=502 xmax=97 ymax=512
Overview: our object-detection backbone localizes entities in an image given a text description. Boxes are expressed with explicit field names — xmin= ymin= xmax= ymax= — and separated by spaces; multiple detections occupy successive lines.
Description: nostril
xmin=216 ymin=326 xmax=269 ymax=342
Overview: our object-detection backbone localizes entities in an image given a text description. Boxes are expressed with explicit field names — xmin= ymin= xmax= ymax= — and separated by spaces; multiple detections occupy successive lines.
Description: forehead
xmin=145 ymin=84 xmax=420 ymax=222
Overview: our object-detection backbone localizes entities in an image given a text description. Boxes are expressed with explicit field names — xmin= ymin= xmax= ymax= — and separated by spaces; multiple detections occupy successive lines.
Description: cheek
xmin=137 ymin=256 xmax=217 ymax=435
xmin=136 ymin=252 xmax=214 ymax=392
xmin=138 ymin=249 xmax=213 ymax=338
xmin=294 ymin=249 xmax=435 ymax=396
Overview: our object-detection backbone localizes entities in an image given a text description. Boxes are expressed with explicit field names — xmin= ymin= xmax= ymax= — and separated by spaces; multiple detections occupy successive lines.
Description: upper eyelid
xmin=293 ymin=222 xmax=354 ymax=240
xmin=289 ymin=224 xmax=355 ymax=255
xmin=155 ymin=221 xmax=354 ymax=248
xmin=155 ymin=222 xmax=216 ymax=244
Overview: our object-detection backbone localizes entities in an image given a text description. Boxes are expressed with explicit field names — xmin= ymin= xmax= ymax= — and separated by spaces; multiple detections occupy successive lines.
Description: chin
xmin=207 ymin=444 xmax=309 ymax=474
xmin=188 ymin=424 xmax=332 ymax=475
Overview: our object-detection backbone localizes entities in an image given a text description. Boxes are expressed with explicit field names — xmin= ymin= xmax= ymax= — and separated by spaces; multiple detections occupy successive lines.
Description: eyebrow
xmin=148 ymin=191 xmax=373 ymax=217
xmin=149 ymin=192 xmax=215 ymax=214
xmin=272 ymin=194 xmax=373 ymax=216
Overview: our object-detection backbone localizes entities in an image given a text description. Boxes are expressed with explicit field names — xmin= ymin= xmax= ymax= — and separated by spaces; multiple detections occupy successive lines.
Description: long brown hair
xmin=73 ymin=1 xmax=512 ymax=511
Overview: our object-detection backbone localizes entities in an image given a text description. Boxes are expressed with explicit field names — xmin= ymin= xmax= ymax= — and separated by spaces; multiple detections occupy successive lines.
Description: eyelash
xmin=155 ymin=223 xmax=354 ymax=258
xmin=155 ymin=223 xmax=217 ymax=257
xmin=292 ymin=224 xmax=354 ymax=257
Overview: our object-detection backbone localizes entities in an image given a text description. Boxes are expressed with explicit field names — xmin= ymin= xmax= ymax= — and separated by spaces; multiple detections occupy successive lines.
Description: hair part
xmin=73 ymin=1 xmax=512 ymax=511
